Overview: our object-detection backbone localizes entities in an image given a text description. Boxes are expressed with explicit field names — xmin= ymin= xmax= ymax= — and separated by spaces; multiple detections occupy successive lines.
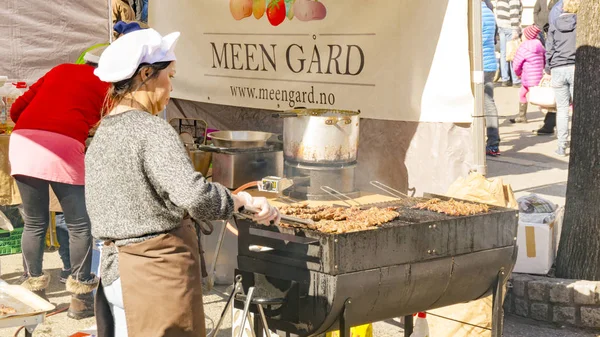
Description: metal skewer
xmin=320 ymin=186 xmax=362 ymax=207
xmin=370 ymin=181 xmax=409 ymax=199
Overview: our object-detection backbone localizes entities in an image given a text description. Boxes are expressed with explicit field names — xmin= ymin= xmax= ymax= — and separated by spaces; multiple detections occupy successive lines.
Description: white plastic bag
xmin=529 ymin=79 xmax=556 ymax=108
xmin=517 ymin=194 xmax=557 ymax=214
xmin=506 ymin=39 xmax=520 ymax=62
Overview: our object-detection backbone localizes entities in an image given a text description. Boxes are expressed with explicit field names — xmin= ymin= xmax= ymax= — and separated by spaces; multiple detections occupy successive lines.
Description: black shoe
xmin=510 ymin=117 xmax=527 ymax=123
xmin=59 ymin=269 xmax=71 ymax=284
xmin=502 ymin=81 xmax=513 ymax=87
xmin=534 ymin=127 xmax=554 ymax=135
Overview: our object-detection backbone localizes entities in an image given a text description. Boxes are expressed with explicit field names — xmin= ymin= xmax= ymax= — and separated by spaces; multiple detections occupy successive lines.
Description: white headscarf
xmin=95 ymin=29 xmax=180 ymax=83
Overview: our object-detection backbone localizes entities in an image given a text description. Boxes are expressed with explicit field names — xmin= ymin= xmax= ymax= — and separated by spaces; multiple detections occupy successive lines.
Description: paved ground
xmin=488 ymin=84 xmax=569 ymax=207
xmin=0 ymin=85 xmax=592 ymax=336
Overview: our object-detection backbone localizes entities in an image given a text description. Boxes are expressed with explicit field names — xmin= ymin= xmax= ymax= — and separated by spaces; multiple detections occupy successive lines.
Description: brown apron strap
xmin=191 ymin=219 xmax=210 ymax=278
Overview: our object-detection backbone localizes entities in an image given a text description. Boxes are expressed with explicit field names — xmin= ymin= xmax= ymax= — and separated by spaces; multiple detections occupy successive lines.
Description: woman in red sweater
xmin=9 ymin=61 xmax=109 ymax=319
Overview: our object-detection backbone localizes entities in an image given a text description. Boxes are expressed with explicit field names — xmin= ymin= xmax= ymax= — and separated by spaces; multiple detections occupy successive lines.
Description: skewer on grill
xmin=238 ymin=206 xmax=316 ymax=226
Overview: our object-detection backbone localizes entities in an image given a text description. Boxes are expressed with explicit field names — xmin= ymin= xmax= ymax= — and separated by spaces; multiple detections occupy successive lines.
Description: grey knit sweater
xmin=85 ymin=110 xmax=234 ymax=286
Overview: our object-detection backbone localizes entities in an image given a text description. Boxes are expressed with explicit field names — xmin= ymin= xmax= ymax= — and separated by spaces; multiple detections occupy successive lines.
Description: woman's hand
xmin=233 ymin=192 xmax=281 ymax=226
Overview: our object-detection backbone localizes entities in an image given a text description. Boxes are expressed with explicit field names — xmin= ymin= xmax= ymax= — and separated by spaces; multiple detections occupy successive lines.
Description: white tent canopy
xmin=0 ymin=0 xmax=108 ymax=83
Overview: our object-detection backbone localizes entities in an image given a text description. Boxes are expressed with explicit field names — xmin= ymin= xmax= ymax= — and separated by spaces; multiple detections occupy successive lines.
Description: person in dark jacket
xmin=543 ymin=0 xmax=577 ymax=156
xmin=482 ymin=1 xmax=501 ymax=156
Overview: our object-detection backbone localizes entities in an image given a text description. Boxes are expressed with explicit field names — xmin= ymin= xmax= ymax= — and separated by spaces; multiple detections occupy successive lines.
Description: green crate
xmin=0 ymin=228 xmax=23 ymax=256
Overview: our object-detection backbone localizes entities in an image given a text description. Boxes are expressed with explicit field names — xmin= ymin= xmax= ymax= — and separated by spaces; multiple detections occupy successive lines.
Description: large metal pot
xmin=275 ymin=109 xmax=360 ymax=164
xmin=208 ymin=131 xmax=273 ymax=149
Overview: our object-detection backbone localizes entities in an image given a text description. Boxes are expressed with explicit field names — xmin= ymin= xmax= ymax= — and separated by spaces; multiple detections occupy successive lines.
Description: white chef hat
xmin=94 ymin=29 xmax=180 ymax=83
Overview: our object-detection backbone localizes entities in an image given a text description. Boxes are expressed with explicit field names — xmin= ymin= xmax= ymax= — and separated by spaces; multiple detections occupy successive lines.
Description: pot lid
xmin=207 ymin=130 xmax=273 ymax=142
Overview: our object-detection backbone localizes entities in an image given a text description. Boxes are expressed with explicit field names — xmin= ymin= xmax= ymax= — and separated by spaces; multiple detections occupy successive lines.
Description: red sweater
xmin=10 ymin=64 xmax=110 ymax=145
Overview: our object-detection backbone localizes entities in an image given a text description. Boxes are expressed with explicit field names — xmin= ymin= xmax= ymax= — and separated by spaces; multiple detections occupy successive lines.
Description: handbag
xmin=506 ymin=39 xmax=520 ymax=62
xmin=529 ymin=78 xmax=556 ymax=108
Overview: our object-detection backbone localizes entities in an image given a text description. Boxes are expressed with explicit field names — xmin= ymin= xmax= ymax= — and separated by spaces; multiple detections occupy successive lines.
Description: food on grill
xmin=412 ymin=198 xmax=489 ymax=216
xmin=278 ymin=204 xmax=400 ymax=233
xmin=0 ymin=304 xmax=16 ymax=315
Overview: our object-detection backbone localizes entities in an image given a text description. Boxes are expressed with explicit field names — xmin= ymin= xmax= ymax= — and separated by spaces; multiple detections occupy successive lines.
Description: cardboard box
xmin=513 ymin=220 xmax=555 ymax=275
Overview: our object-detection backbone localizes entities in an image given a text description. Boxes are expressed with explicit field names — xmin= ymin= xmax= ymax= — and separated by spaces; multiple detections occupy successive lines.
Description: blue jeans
xmin=551 ymin=65 xmax=575 ymax=148
xmin=499 ymin=27 xmax=521 ymax=84
xmin=55 ymin=213 xmax=71 ymax=270
xmin=484 ymin=71 xmax=500 ymax=147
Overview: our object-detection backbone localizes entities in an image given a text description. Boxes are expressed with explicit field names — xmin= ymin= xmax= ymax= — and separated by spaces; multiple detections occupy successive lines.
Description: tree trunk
xmin=555 ymin=0 xmax=600 ymax=280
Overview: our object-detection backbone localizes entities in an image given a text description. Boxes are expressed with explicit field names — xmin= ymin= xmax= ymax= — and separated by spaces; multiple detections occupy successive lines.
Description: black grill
xmin=234 ymin=194 xmax=518 ymax=337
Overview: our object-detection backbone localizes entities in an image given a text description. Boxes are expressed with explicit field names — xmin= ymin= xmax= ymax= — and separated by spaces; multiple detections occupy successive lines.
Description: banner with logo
xmin=150 ymin=0 xmax=474 ymax=122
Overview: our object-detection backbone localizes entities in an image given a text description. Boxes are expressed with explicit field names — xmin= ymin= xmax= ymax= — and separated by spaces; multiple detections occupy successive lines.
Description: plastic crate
xmin=0 ymin=228 xmax=23 ymax=255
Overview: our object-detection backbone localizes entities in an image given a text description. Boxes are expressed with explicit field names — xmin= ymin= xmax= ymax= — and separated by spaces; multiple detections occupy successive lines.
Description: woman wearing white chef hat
xmin=86 ymin=29 xmax=280 ymax=337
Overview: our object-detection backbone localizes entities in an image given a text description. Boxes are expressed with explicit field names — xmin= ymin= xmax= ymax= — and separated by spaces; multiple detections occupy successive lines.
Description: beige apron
xmin=96 ymin=220 xmax=206 ymax=337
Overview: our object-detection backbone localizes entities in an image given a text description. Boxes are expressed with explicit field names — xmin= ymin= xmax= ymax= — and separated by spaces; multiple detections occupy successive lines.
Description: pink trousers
xmin=519 ymin=85 xmax=530 ymax=104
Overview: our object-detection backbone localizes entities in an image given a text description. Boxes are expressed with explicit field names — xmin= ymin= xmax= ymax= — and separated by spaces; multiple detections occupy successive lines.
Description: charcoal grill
xmin=233 ymin=194 xmax=518 ymax=337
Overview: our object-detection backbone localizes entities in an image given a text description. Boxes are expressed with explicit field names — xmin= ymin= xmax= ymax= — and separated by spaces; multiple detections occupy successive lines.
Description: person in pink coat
xmin=510 ymin=25 xmax=546 ymax=123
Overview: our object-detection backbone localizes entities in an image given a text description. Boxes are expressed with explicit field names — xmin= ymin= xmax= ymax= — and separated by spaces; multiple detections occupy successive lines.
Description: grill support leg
xmin=253 ymin=311 xmax=263 ymax=337
xmin=339 ymin=298 xmax=352 ymax=337
xmin=239 ymin=287 xmax=256 ymax=337
xmin=492 ymin=268 xmax=507 ymax=337
xmin=403 ymin=315 xmax=414 ymax=336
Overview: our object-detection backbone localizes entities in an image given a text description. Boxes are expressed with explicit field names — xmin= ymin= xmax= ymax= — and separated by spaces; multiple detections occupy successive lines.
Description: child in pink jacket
xmin=510 ymin=25 xmax=546 ymax=123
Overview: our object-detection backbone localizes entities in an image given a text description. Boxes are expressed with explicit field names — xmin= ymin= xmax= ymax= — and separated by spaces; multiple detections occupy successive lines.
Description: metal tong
xmin=320 ymin=186 xmax=362 ymax=207
xmin=237 ymin=205 xmax=315 ymax=226
xmin=370 ymin=181 xmax=409 ymax=199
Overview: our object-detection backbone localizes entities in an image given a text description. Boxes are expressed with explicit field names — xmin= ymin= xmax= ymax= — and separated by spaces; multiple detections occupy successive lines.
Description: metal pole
xmin=403 ymin=315 xmax=414 ymax=337
xmin=108 ymin=0 xmax=113 ymax=43
xmin=469 ymin=0 xmax=487 ymax=175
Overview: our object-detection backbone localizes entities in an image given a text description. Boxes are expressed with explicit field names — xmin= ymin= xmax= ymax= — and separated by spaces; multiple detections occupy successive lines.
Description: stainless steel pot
xmin=208 ymin=131 xmax=273 ymax=149
xmin=274 ymin=109 xmax=360 ymax=164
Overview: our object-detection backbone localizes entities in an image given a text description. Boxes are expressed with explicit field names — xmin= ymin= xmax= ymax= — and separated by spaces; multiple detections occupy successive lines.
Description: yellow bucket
xmin=326 ymin=324 xmax=373 ymax=337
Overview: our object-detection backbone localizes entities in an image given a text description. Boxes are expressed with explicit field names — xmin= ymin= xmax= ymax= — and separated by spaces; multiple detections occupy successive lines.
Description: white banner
xmin=150 ymin=0 xmax=474 ymax=122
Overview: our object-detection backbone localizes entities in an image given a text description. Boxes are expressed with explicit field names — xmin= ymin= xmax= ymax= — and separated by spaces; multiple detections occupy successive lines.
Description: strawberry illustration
xmin=267 ymin=0 xmax=286 ymax=26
